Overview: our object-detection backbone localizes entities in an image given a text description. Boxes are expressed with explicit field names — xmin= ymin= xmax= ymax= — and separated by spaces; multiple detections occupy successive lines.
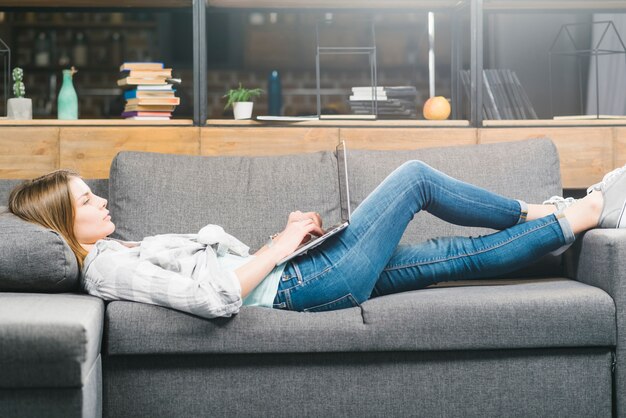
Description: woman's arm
xmin=235 ymin=213 xmax=324 ymax=298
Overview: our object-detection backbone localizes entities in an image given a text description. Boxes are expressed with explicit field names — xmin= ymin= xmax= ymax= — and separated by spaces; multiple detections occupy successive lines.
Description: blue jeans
xmin=272 ymin=160 xmax=575 ymax=312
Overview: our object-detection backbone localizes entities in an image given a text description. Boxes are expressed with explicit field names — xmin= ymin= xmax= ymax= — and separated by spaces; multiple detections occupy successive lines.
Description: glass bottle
xmin=73 ymin=32 xmax=88 ymax=67
xmin=110 ymin=32 xmax=124 ymax=65
xmin=268 ymin=70 xmax=282 ymax=116
xmin=34 ymin=32 xmax=51 ymax=67
xmin=57 ymin=68 xmax=78 ymax=120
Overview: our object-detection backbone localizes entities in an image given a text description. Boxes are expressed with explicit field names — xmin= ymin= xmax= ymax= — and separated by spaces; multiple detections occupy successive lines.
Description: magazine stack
xmin=349 ymin=86 xmax=418 ymax=119
xmin=118 ymin=62 xmax=180 ymax=120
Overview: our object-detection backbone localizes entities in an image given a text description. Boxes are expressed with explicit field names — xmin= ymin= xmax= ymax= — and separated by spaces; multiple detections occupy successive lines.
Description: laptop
xmin=277 ymin=141 xmax=352 ymax=266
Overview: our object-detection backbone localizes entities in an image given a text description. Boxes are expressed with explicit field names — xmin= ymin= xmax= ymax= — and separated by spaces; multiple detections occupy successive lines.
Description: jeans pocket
xmin=303 ymin=293 xmax=360 ymax=313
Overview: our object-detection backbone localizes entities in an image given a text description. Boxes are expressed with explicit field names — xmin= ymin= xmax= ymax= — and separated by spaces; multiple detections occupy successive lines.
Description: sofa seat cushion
xmin=0 ymin=293 xmax=104 ymax=388
xmin=104 ymin=278 xmax=615 ymax=356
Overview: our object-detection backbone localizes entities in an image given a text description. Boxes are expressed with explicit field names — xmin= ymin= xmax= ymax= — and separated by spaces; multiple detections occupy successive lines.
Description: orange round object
xmin=423 ymin=96 xmax=451 ymax=120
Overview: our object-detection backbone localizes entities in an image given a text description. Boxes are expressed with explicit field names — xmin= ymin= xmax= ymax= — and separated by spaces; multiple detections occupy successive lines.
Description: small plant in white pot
xmin=7 ymin=67 xmax=32 ymax=120
xmin=223 ymin=83 xmax=263 ymax=120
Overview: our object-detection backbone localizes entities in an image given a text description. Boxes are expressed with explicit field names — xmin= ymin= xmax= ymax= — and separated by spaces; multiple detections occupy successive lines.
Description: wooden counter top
xmin=206 ymin=119 xmax=472 ymax=127
xmin=0 ymin=119 xmax=194 ymax=126
xmin=482 ymin=118 xmax=626 ymax=127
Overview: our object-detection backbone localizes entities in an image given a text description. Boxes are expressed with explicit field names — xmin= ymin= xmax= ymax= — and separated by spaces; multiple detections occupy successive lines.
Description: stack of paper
xmin=349 ymin=86 xmax=418 ymax=119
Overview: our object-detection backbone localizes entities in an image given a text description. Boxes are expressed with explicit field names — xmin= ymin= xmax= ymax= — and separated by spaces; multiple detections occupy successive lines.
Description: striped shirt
xmin=81 ymin=224 xmax=255 ymax=319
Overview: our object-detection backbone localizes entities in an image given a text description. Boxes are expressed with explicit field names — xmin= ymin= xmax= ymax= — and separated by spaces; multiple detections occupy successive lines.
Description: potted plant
xmin=223 ymin=83 xmax=263 ymax=120
xmin=7 ymin=67 xmax=32 ymax=120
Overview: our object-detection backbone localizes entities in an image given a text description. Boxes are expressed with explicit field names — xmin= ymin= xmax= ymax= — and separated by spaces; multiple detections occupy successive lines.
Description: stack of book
xmin=348 ymin=86 xmax=418 ymax=119
xmin=459 ymin=69 xmax=537 ymax=120
xmin=118 ymin=62 xmax=180 ymax=120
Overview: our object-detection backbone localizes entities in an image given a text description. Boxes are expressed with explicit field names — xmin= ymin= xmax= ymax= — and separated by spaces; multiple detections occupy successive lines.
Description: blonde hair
xmin=8 ymin=169 xmax=89 ymax=269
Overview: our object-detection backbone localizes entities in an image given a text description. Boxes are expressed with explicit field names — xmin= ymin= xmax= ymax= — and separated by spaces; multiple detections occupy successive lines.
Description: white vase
xmin=7 ymin=98 xmax=33 ymax=120
xmin=233 ymin=102 xmax=253 ymax=120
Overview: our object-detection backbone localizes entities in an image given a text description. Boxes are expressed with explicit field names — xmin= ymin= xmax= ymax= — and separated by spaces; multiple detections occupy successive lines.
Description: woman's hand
xmin=271 ymin=212 xmax=325 ymax=259
xmin=287 ymin=210 xmax=323 ymax=231
xmin=286 ymin=210 xmax=324 ymax=244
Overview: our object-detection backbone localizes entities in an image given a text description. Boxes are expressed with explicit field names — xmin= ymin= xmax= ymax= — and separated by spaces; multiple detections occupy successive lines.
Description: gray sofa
xmin=0 ymin=138 xmax=622 ymax=417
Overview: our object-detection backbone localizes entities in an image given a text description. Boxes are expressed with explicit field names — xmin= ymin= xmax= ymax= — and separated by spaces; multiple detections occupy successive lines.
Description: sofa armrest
xmin=565 ymin=229 xmax=626 ymax=417
xmin=0 ymin=293 xmax=104 ymax=389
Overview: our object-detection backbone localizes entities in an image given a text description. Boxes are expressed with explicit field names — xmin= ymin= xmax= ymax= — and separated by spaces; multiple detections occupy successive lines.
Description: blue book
xmin=124 ymin=89 xmax=176 ymax=100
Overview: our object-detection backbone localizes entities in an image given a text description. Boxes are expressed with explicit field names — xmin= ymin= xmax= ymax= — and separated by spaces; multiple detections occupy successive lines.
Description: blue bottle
xmin=268 ymin=70 xmax=282 ymax=116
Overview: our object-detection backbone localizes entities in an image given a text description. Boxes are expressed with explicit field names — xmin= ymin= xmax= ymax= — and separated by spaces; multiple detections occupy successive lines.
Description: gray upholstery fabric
xmin=0 ymin=178 xmax=106 ymax=292
xmin=0 ymin=293 xmax=104 ymax=388
xmin=108 ymin=151 xmax=339 ymax=250
xmin=565 ymin=228 xmax=626 ymax=418
xmin=108 ymin=139 xmax=563 ymax=271
xmin=0 ymin=355 xmax=101 ymax=418
xmin=0 ymin=139 xmax=619 ymax=418
xmin=103 ymin=349 xmax=613 ymax=418
xmin=0 ymin=212 xmax=79 ymax=292
xmin=347 ymin=139 xmax=562 ymax=245
xmin=104 ymin=278 xmax=615 ymax=355
xmin=0 ymin=179 xmax=22 ymax=207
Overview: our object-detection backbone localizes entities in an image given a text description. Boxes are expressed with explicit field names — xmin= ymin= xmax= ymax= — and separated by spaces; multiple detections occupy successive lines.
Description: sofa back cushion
xmin=109 ymin=139 xmax=561 ymax=256
xmin=348 ymin=138 xmax=562 ymax=245
xmin=109 ymin=151 xmax=339 ymax=250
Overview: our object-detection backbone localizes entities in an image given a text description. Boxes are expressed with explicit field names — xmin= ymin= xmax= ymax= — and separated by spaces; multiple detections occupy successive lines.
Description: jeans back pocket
xmin=303 ymin=293 xmax=360 ymax=313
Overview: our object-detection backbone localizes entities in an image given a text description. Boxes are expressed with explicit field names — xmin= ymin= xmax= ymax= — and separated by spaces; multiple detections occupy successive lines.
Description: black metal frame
xmin=548 ymin=20 xmax=626 ymax=119
xmin=469 ymin=0 xmax=483 ymax=127
xmin=315 ymin=19 xmax=378 ymax=119
xmin=4 ymin=2 xmax=626 ymax=127
xmin=193 ymin=0 xmax=207 ymax=126
xmin=0 ymin=37 xmax=10 ymax=117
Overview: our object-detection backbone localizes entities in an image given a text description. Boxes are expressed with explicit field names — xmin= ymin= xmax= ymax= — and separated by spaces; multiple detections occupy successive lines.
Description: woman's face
xmin=69 ymin=177 xmax=115 ymax=245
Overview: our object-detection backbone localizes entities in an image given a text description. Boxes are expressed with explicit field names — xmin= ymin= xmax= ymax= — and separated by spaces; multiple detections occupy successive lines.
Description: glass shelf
xmin=0 ymin=0 xmax=191 ymax=8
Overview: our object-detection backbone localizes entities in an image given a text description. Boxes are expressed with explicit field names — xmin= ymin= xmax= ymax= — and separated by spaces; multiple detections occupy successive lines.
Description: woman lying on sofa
xmin=7 ymin=160 xmax=620 ymax=317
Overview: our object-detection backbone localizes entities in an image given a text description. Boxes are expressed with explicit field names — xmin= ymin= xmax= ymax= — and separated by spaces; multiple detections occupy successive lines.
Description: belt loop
xmin=291 ymin=261 xmax=304 ymax=284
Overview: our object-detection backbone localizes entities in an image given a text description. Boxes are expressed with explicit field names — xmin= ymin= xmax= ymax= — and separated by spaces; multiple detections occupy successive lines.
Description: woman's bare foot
xmin=562 ymin=191 xmax=603 ymax=234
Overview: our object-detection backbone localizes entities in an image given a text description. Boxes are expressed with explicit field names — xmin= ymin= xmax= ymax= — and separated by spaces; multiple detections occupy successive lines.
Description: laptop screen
xmin=337 ymin=141 xmax=351 ymax=222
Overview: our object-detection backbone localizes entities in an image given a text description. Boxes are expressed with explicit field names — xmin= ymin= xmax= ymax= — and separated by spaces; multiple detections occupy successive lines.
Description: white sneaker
xmin=588 ymin=164 xmax=626 ymax=228
xmin=587 ymin=164 xmax=626 ymax=195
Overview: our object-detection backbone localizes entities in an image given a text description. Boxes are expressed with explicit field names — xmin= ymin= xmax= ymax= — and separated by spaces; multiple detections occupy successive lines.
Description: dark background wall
xmin=0 ymin=9 xmax=613 ymax=119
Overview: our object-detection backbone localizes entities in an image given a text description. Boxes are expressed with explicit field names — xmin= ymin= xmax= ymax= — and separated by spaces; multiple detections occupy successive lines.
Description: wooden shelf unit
xmin=1 ymin=122 xmax=621 ymax=190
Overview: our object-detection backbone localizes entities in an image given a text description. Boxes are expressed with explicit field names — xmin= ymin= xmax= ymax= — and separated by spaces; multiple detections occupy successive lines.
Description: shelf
xmin=206 ymin=119 xmax=471 ymax=127
xmin=207 ymin=0 xmax=466 ymax=10
xmin=11 ymin=22 xmax=157 ymax=31
xmin=482 ymin=119 xmax=626 ymax=127
xmin=483 ymin=0 xmax=626 ymax=11
xmin=11 ymin=22 xmax=158 ymax=29
xmin=20 ymin=65 xmax=121 ymax=72
xmin=0 ymin=118 xmax=194 ymax=126
xmin=0 ymin=0 xmax=191 ymax=8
